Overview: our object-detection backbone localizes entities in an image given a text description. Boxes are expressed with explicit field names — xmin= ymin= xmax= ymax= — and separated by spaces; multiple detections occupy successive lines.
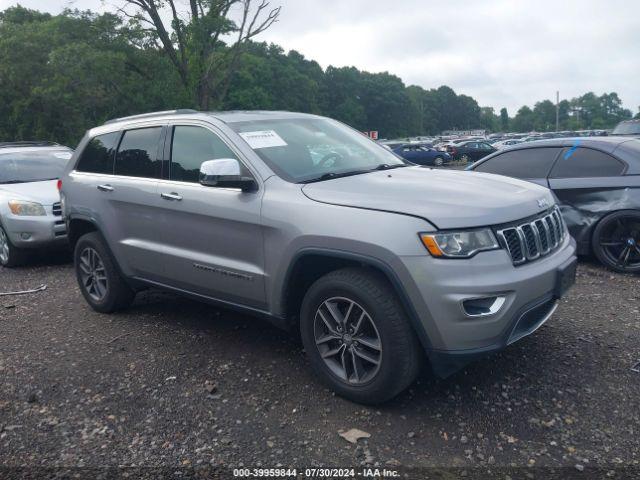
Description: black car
xmin=467 ymin=137 xmax=640 ymax=272
xmin=447 ymin=141 xmax=496 ymax=163
xmin=612 ymin=119 xmax=640 ymax=138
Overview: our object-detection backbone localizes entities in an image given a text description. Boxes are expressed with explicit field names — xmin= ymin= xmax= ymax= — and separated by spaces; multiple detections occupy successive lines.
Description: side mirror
xmin=199 ymin=158 xmax=257 ymax=192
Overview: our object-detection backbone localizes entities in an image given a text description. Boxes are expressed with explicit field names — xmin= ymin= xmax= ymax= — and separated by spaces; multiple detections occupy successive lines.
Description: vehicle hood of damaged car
xmin=301 ymin=166 xmax=556 ymax=230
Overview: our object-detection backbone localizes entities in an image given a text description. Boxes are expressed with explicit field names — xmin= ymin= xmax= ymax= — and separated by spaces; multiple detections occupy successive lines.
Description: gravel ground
xmin=1 ymin=255 xmax=639 ymax=479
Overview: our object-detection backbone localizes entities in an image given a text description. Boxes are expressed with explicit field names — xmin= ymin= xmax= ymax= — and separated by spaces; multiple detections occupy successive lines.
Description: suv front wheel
xmin=300 ymin=267 xmax=422 ymax=404
xmin=74 ymin=231 xmax=135 ymax=312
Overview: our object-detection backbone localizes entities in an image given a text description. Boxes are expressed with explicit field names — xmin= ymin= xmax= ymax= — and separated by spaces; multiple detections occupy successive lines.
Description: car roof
xmin=0 ymin=145 xmax=73 ymax=155
xmin=499 ymin=136 xmax=630 ymax=151
xmin=89 ymin=109 xmax=325 ymax=137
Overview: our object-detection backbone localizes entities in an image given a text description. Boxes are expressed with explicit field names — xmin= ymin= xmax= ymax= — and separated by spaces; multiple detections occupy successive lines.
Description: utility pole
xmin=556 ymin=90 xmax=560 ymax=133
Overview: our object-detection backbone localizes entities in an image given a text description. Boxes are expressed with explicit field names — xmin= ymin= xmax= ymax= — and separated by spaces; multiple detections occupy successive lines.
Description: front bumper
xmin=396 ymin=235 xmax=577 ymax=376
xmin=3 ymin=205 xmax=67 ymax=248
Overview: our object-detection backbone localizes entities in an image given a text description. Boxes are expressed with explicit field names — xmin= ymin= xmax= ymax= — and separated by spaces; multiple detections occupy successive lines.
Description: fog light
xmin=462 ymin=296 xmax=506 ymax=317
xmin=20 ymin=233 xmax=32 ymax=240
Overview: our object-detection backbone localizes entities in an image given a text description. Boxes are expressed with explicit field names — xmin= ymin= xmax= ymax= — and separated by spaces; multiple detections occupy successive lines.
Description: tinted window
xmin=170 ymin=126 xmax=239 ymax=183
xmin=475 ymin=147 xmax=561 ymax=179
xmin=0 ymin=149 xmax=73 ymax=184
xmin=612 ymin=122 xmax=640 ymax=135
xmin=550 ymin=147 xmax=625 ymax=178
xmin=114 ymin=127 xmax=163 ymax=178
xmin=77 ymin=133 xmax=119 ymax=174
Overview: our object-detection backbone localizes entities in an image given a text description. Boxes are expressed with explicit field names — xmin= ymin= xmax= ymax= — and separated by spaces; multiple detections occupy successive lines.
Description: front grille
xmin=496 ymin=207 xmax=566 ymax=265
xmin=52 ymin=202 xmax=62 ymax=216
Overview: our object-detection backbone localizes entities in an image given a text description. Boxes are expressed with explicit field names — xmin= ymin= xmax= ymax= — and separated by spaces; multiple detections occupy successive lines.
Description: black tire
xmin=592 ymin=210 xmax=640 ymax=273
xmin=433 ymin=156 xmax=444 ymax=167
xmin=74 ymin=231 xmax=135 ymax=312
xmin=300 ymin=267 xmax=422 ymax=404
xmin=0 ymin=223 xmax=29 ymax=268
xmin=460 ymin=154 xmax=470 ymax=163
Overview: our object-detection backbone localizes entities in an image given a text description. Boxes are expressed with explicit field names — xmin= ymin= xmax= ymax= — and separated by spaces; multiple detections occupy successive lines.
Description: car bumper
xmin=3 ymin=208 xmax=68 ymax=248
xmin=396 ymin=235 xmax=577 ymax=376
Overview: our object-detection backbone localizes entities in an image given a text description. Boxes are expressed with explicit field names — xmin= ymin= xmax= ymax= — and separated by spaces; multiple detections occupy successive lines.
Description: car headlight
xmin=419 ymin=229 xmax=500 ymax=258
xmin=8 ymin=200 xmax=46 ymax=216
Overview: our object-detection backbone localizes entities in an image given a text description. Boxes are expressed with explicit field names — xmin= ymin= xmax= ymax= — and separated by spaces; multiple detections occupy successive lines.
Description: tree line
xmin=0 ymin=5 xmax=636 ymax=147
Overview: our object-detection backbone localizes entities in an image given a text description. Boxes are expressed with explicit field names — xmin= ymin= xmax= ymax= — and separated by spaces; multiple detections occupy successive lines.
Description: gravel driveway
xmin=1 ymin=256 xmax=639 ymax=478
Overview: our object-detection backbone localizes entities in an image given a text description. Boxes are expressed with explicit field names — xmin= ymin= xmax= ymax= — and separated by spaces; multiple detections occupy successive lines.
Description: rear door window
xmin=76 ymin=132 xmax=120 ymax=174
xmin=114 ymin=127 xmax=163 ymax=178
xmin=550 ymin=147 xmax=625 ymax=178
xmin=474 ymin=147 xmax=561 ymax=179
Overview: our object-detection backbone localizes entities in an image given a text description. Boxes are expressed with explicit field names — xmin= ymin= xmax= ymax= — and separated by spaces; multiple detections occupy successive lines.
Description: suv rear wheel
xmin=74 ymin=232 xmax=135 ymax=312
xmin=300 ymin=267 xmax=422 ymax=404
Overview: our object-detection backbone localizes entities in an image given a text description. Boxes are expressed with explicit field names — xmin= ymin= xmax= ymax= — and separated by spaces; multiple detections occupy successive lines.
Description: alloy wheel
xmin=78 ymin=247 xmax=109 ymax=301
xmin=0 ymin=227 xmax=9 ymax=265
xmin=598 ymin=215 xmax=640 ymax=271
xmin=313 ymin=297 xmax=382 ymax=385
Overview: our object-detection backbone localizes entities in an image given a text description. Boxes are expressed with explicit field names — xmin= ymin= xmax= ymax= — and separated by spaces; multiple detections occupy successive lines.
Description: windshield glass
xmin=0 ymin=149 xmax=73 ymax=184
xmin=229 ymin=117 xmax=405 ymax=182
xmin=612 ymin=122 xmax=640 ymax=135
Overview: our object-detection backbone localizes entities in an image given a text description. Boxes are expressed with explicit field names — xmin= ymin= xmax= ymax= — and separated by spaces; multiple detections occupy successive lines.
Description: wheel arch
xmin=281 ymin=248 xmax=433 ymax=352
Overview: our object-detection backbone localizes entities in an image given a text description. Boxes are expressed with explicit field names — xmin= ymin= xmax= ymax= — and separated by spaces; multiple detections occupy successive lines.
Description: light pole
xmin=556 ymin=90 xmax=560 ymax=133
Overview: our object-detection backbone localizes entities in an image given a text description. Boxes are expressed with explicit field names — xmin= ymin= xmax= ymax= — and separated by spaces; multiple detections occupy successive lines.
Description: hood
xmin=0 ymin=180 xmax=59 ymax=206
xmin=301 ymin=167 xmax=555 ymax=229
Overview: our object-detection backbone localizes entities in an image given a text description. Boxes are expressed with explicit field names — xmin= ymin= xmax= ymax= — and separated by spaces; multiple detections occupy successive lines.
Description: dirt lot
xmin=1 ymin=256 xmax=639 ymax=478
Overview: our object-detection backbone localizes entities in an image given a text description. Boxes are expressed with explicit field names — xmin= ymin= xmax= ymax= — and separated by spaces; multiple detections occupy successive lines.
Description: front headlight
xmin=8 ymin=200 xmax=46 ymax=216
xmin=419 ymin=229 xmax=500 ymax=258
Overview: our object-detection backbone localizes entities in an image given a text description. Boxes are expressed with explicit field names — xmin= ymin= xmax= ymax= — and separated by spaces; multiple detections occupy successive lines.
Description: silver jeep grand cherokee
xmin=61 ymin=110 xmax=577 ymax=404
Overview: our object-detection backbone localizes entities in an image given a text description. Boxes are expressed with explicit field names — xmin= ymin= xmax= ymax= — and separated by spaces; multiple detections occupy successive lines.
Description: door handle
xmin=97 ymin=184 xmax=114 ymax=192
xmin=161 ymin=192 xmax=183 ymax=201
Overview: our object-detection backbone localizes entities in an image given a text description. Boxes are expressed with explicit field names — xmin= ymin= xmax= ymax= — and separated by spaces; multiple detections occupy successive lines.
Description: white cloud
xmin=2 ymin=0 xmax=639 ymax=114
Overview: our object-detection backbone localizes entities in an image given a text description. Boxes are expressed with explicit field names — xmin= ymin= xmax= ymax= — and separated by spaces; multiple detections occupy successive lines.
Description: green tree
xmin=118 ymin=0 xmax=280 ymax=109
xmin=499 ymin=108 xmax=509 ymax=131
xmin=512 ymin=106 xmax=535 ymax=132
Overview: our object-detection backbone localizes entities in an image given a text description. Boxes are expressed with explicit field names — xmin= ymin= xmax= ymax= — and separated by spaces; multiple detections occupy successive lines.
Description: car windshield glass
xmin=229 ymin=117 xmax=406 ymax=182
xmin=612 ymin=122 xmax=640 ymax=135
xmin=0 ymin=149 xmax=72 ymax=184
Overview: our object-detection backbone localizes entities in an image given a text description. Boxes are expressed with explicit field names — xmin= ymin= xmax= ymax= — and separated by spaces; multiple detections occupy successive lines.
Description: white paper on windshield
xmin=53 ymin=152 xmax=72 ymax=159
xmin=239 ymin=130 xmax=287 ymax=149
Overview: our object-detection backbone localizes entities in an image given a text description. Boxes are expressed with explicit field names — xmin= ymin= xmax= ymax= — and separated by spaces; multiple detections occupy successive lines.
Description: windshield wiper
xmin=372 ymin=163 xmax=407 ymax=171
xmin=0 ymin=178 xmax=58 ymax=184
xmin=301 ymin=164 xmax=408 ymax=184
xmin=301 ymin=169 xmax=373 ymax=184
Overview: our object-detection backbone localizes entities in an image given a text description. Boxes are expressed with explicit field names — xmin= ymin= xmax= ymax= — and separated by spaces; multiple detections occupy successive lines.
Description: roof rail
xmin=0 ymin=141 xmax=60 ymax=149
xmin=103 ymin=109 xmax=199 ymax=125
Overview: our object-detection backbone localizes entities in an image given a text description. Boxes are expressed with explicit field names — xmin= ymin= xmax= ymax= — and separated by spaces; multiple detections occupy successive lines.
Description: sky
xmin=1 ymin=0 xmax=638 ymax=115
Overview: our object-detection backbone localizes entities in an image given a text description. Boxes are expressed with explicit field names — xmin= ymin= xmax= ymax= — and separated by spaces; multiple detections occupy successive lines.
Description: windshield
xmin=0 ymin=149 xmax=73 ymax=184
xmin=229 ymin=117 xmax=405 ymax=182
xmin=612 ymin=122 xmax=640 ymax=135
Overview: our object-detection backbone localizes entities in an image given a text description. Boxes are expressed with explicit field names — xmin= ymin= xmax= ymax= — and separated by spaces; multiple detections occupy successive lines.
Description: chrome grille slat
xmin=497 ymin=207 xmax=565 ymax=266
xmin=52 ymin=202 xmax=62 ymax=216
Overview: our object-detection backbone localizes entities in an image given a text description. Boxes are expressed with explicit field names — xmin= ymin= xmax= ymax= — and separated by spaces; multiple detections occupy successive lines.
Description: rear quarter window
xmin=550 ymin=147 xmax=625 ymax=178
xmin=76 ymin=132 xmax=120 ymax=174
